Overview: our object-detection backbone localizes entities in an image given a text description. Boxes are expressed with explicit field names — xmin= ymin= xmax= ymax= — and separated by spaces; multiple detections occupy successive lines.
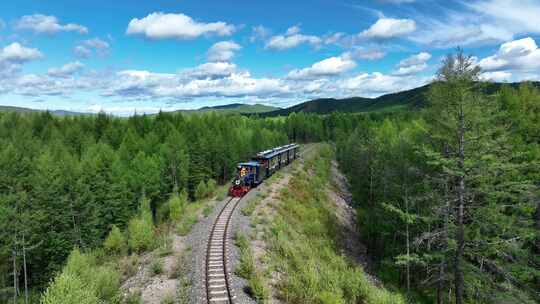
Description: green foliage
xmin=194 ymin=180 xmax=207 ymax=201
xmin=241 ymin=197 xmax=260 ymax=216
xmin=206 ymin=178 xmax=217 ymax=197
xmin=128 ymin=217 xmax=154 ymax=253
xmin=150 ymin=260 xmax=163 ymax=276
xmin=127 ymin=196 xmax=155 ymax=253
xmin=41 ymin=248 xmax=120 ymax=304
xmin=41 ymin=272 xmax=99 ymax=304
xmin=268 ymin=146 xmax=405 ymax=304
xmin=169 ymin=191 xmax=187 ymax=222
xmin=336 ymin=53 xmax=539 ymax=303
xmin=104 ymin=225 xmax=127 ymax=255
xmin=122 ymin=291 xmax=142 ymax=304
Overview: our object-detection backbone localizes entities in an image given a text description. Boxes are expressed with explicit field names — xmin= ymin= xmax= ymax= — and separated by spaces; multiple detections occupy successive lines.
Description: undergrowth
xmin=266 ymin=144 xmax=405 ymax=304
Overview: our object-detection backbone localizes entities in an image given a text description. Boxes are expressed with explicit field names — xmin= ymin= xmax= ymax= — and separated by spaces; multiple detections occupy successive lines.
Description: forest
xmin=0 ymin=107 xmax=360 ymax=301
xmin=0 ymin=50 xmax=538 ymax=304
xmin=337 ymin=53 xmax=539 ymax=303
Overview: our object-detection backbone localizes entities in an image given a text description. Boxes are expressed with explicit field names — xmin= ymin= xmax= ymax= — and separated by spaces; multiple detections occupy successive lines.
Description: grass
xmin=235 ymin=232 xmax=269 ymax=303
xmin=265 ymin=144 xmax=405 ymax=304
xmin=123 ymin=290 xmax=142 ymax=304
xmin=241 ymin=197 xmax=260 ymax=216
xmin=150 ymin=259 xmax=163 ymax=276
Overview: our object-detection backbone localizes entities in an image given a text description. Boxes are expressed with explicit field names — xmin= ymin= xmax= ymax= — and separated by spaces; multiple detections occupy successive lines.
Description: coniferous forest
xmin=0 ymin=51 xmax=539 ymax=303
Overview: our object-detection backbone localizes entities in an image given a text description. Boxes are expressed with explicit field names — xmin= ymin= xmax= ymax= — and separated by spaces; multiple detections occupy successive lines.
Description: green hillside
xmin=262 ymin=81 xmax=540 ymax=116
xmin=172 ymin=103 xmax=279 ymax=115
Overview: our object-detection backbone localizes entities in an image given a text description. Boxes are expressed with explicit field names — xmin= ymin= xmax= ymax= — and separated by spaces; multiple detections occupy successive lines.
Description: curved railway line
xmin=205 ymin=196 xmax=242 ymax=304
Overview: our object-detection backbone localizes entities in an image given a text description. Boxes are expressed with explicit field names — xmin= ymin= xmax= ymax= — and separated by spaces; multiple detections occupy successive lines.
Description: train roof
xmin=237 ymin=161 xmax=260 ymax=167
xmin=255 ymin=143 xmax=299 ymax=159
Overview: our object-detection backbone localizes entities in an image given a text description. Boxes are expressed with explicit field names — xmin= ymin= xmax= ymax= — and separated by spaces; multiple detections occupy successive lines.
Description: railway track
xmin=205 ymin=196 xmax=242 ymax=304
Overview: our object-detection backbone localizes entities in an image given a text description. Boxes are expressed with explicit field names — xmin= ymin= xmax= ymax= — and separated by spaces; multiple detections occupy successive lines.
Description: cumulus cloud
xmin=0 ymin=42 xmax=43 ymax=63
xmin=393 ymin=52 xmax=431 ymax=75
xmin=47 ymin=61 xmax=84 ymax=78
xmin=207 ymin=41 xmax=241 ymax=62
xmin=287 ymin=54 xmax=357 ymax=80
xmin=477 ymin=37 xmax=540 ymax=81
xmin=265 ymin=26 xmax=322 ymax=50
xmin=338 ymin=72 xmax=429 ymax=96
xmin=126 ymin=12 xmax=235 ymax=40
xmin=184 ymin=62 xmax=239 ymax=79
xmin=107 ymin=68 xmax=289 ymax=99
xmin=74 ymin=38 xmax=110 ymax=58
xmin=479 ymin=71 xmax=512 ymax=82
xmin=15 ymin=14 xmax=88 ymax=34
xmin=479 ymin=37 xmax=540 ymax=71
xmin=360 ymin=18 xmax=416 ymax=39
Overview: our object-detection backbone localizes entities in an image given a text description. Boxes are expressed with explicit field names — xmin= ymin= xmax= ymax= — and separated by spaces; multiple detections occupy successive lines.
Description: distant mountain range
xmin=2 ymin=81 xmax=538 ymax=117
xmin=169 ymin=103 xmax=279 ymax=115
xmin=0 ymin=105 xmax=88 ymax=116
xmin=260 ymin=81 xmax=540 ymax=116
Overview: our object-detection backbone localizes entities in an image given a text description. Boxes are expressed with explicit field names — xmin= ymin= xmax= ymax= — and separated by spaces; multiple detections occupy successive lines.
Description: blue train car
xmin=230 ymin=144 xmax=299 ymax=197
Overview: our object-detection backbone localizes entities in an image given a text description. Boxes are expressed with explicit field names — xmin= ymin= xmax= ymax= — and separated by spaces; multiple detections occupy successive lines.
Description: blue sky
xmin=0 ymin=0 xmax=539 ymax=115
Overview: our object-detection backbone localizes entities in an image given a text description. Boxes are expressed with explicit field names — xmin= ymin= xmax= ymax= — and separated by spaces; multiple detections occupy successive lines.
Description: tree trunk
xmin=455 ymin=103 xmax=465 ymax=304
xmin=12 ymin=249 xmax=17 ymax=304
xmin=405 ymin=192 xmax=410 ymax=295
xmin=22 ymin=234 xmax=28 ymax=304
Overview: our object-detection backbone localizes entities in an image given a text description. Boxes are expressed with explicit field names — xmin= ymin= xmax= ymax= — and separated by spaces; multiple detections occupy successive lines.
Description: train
xmin=229 ymin=143 xmax=300 ymax=197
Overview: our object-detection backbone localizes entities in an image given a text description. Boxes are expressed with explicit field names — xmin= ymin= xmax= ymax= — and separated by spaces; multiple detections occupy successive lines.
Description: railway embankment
xmin=235 ymin=143 xmax=405 ymax=303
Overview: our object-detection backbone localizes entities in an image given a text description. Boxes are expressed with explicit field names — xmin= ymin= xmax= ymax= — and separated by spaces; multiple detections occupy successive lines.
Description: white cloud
xmin=479 ymin=71 xmax=512 ymax=82
xmin=360 ymin=18 xmax=416 ymax=39
xmin=467 ymin=0 xmax=540 ymax=35
xmin=108 ymin=69 xmax=289 ymax=99
xmin=411 ymin=1 xmax=540 ymax=48
xmin=47 ymin=61 xmax=84 ymax=78
xmin=250 ymin=25 xmax=272 ymax=43
xmin=338 ymin=72 xmax=429 ymax=97
xmin=0 ymin=42 xmax=43 ymax=63
xmin=479 ymin=37 xmax=540 ymax=70
xmin=265 ymin=26 xmax=322 ymax=50
xmin=351 ymin=48 xmax=386 ymax=60
xmin=73 ymin=45 xmax=91 ymax=58
xmin=126 ymin=12 xmax=235 ymax=40
xmin=207 ymin=41 xmax=241 ymax=62
xmin=287 ymin=54 xmax=357 ymax=80
xmin=74 ymin=38 xmax=110 ymax=58
xmin=15 ymin=14 xmax=88 ymax=34
xmin=184 ymin=62 xmax=239 ymax=78
xmin=393 ymin=52 xmax=431 ymax=75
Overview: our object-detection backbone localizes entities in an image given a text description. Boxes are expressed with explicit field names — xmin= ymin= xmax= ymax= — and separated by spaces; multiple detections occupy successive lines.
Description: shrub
xmin=248 ymin=271 xmax=270 ymax=302
xmin=128 ymin=217 xmax=154 ymax=253
xmin=169 ymin=191 xmax=187 ymax=222
xmin=42 ymin=248 xmax=121 ymax=304
xmin=123 ymin=291 xmax=142 ymax=304
xmin=235 ymin=247 xmax=255 ymax=279
xmin=206 ymin=178 xmax=217 ymax=197
xmin=104 ymin=225 xmax=127 ymax=255
xmin=91 ymin=265 xmax=120 ymax=302
xmin=203 ymin=204 xmax=213 ymax=217
xmin=139 ymin=195 xmax=153 ymax=223
xmin=64 ymin=248 xmax=93 ymax=282
xmin=176 ymin=213 xmax=198 ymax=236
xmin=150 ymin=260 xmax=163 ymax=276
xmin=195 ymin=180 xmax=207 ymax=201
xmin=41 ymin=272 xmax=99 ymax=304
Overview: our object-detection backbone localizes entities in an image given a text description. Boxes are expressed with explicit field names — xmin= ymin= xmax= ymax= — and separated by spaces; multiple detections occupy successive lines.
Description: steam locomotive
xmin=229 ymin=144 xmax=299 ymax=197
